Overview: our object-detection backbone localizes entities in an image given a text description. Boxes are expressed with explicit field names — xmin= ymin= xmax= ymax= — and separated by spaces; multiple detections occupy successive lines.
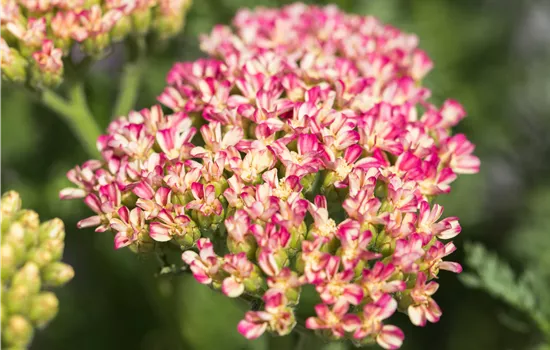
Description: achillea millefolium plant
xmin=59 ymin=3 xmax=480 ymax=348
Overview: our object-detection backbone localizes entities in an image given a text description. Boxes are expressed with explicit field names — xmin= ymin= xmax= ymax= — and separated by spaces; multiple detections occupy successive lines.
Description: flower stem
xmin=111 ymin=58 xmax=145 ymax=118
xmin=112 ymin=37 xmax=147 ymax=118
xmin=41 ymin=84 xmax=101 ymax=157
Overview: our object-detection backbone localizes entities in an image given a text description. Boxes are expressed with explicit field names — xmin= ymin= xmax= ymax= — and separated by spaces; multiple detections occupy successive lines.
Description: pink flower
xmin=392 ymin=233 xmax=425 ymax=273
xmin=32 ymin=40 xmax=63 ymax=74
xmin=336 ymin=220 xmax=380 ymax=269
xmin=307 ymin=196 xmax=337 ymax=242
xmin=181 ymin=238 xmax=221 ymax=285
xmin=417 ymin=201 xmax=461 ymax=240
xmin=238 ymin=290 xmax=295 ymax=339
xmin=221 ymin=252 xmax=254 ymax=297
xmin=186 ymin=183 xmax=223 ymax=217
xmin=440 ymin=134 xmax=480 ymax=174
xmin=109 ymin=206 xmax=145 ymax=249
xmin=361 ymin=262 xmax=406 ymax=301
xmin=423 ymin=241 xmax=462 ymax=278
xmin=353 ymin=294 xmax=404 ymax=350
xmin=305 ymin=300 xmax=359 ymax=338
xmin=315 ymin=256 xmax=364 ymax=305
xmin=407 ymin=272 xmax=442 ymax=326
xmin=148 ymin=208 xmax=193 ymax=243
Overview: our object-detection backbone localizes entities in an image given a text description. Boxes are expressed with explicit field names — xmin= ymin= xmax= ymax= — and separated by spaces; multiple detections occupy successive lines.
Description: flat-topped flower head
xmin=62 ymin=3 xmax=479 ymax=348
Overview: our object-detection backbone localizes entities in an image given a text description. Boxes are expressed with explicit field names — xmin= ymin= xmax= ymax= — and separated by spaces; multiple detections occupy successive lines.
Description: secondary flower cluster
xmin=61 ymin=3 xmax=479 ymax=348
xmin=1 ymin=191 xmax=74 ymax=349
xmin=0 ymin=0 xmax=192 ymax=87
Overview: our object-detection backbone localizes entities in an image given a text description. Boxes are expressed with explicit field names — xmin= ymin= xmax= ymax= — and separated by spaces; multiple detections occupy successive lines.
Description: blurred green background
xmin=3 ymin=0 xmax=550 ymax=349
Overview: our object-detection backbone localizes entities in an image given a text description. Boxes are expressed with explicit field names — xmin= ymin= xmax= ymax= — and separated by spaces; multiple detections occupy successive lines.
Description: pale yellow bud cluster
xmin=1 ymin=191 xmax=74 ymax=349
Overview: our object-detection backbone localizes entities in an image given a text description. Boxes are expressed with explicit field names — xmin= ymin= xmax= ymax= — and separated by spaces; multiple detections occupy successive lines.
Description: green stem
xmin=41 ymin=84 xmax=101 ymax=157
xmin=111 ymin=58 xmax=145 ymax=118
xmin=112 ymin=37 xmax=147 ymax=118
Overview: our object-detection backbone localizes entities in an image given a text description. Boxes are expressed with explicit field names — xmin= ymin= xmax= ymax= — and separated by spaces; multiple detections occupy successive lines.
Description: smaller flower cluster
xmin=1 ymin=191 xmax=74 ymax=349
xmin=0 ymin=0 xmax=192 ymax=87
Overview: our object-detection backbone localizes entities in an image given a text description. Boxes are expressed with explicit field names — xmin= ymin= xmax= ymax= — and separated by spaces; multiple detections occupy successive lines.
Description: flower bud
xmin=41 ymin=262 xmax=74 ymax=287
xmin=2 ymin=315 xmax=34 ymax=348
xmin=27 ymin=239 xmax=64 ymax=267
xmin=11 ymin=262 xmax=41 ymax=295
xmin=227 ymin=235 xmax=257 ymax=260
xmin=132 ymin=9 xmax=153 ymax=35
xmin=153 ymin=0 xmax=192 ymax=39
xmin=0 ymin=43 xmax=28 ymax=84
xmin=1 ymin=191 xmax=22 ymax=221
xmin=129 ymin=231 xmax=156 ymax=254
xmin=1 ymin=244 xmax=17 ymax=283
xmin=28 ymin=292 xmax=59 ymax=328
xmin=110 ymin=17 xmax=133 ymax=42
xmin=38 ymin=218 xmax=65 ymax=243
xmin=172 ymin=223 xmax=201 ymax=249
xmin=4 ymin=223 xmax=28 ymax=266
xmin=5 ymin=285 xmax=33 ymax=315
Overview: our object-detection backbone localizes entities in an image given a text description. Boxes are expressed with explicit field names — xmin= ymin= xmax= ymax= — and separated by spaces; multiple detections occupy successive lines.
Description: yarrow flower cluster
xmin=1 ymin=191 xmax=74 ymax=349
xmin=61 ymin=3 xmax=480 ymax=348
xmin=0 ymin=0 xmax=192 ymax=87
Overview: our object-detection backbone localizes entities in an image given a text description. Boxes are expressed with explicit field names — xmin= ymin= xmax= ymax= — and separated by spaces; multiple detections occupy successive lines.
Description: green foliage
xmin=460 ymin=242 xmax=550 ymax=342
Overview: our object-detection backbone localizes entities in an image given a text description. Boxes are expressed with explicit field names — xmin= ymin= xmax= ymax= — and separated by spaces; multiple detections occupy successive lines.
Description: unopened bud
xmin=110 ymin=17 xmax=133 ymax=42
xmin=3 ymin=315 xmax=34 ymax=348
xmin=5 ymin=285 xmax=33 ymax=315
xmin=227 ymin=235 xmax=257 ymax=260
xmin=4 ymin=223 xmax=28 ymax=264
xmin=14 ymin=209 xmax=40 ymax=247
xmin=0 ymin=45 xmax=28 ymax=84
xmin=12 ymin=262 xmax=41 ymax=295
xmin=132 ymin=9 xmax=153 ymax=35
xmin=28 ymin=292 xmax=59 ymax=328
xmin=41 ymin=262 xmax=74 ymax=287
xmin=173 ymin=223 xmax=201 ymax=250
xmin=27 ymin=239 xmax=64 ymax=267
xmin=243 ymin=268 xmax=266 ymax=295
xmin=1 ymin=244 xmax=17 ymax=283
xmin=38 ymin=218 xmax=65 ymax=243
xmin=1 ymin=191 xmax=22 ymax=221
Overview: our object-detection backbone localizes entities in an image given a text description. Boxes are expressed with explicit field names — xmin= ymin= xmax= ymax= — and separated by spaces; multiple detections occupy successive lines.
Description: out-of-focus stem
xmin=111 ymin=58 xmax=145 ymax=118
xmin=41 ymin=84 xmax=101 ymax=157
xmin=112 ymin=38 xmax=147 ymax=118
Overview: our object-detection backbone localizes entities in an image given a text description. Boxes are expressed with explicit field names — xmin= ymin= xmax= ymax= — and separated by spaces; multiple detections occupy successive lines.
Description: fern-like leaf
xmin=460 ymin=242 xmax=550 ymax=339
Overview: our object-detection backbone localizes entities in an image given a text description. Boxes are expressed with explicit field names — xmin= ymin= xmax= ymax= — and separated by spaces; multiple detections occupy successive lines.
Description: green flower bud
xmin=129 ymin=231 xmax=156 ymax=254
xmin=132 ymin=9 xmax=153 ymax=35
xmin=227 ymin=235 xmax=257 ymax=260
xmin=38 ymin=219 xmax=65 ymax=243
xmin=0 ymin=47 xmax=28 ymax=84
xmin=11 ymin=262 xmax=41 ymax=295
xmin=41 ymin=262 xmax=74 ymax=287
xmin=1 ymin=191 xmax=22 ymax=222
xmin=4 ymin=223 xmax=28 ymax=266
xmin=1 ymin=244 xmax=16 ymax=283
xmin=14 ymin=210 xmax=40 ymax=247
xmin=27 ymin=239 xmax=64 ymax=268
xmin=110 ymin=17 xmax=133 ymax=42
xmin=82 ymin=34 xmax=110 ymax=57
xmin=3 ymin=315 xmax=34 ymax=347
xmin=5 ymin=285 xmax=33 ymax=315
xmin=28 ymin=292 xmax=59 ymax=328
